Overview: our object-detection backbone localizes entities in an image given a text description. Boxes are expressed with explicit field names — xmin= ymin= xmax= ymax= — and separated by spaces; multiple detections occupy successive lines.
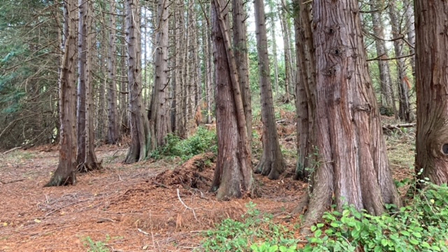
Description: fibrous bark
xmin=124 ymin=0 xmax=151 ymax=163
xmin=303 ymin=0 xmax=400 ymax=226
xmin=254 ymin=0 xmax=286 ymax=180
xmin=415 ymin=0 xmax=448 ymax=185
xmin=211 ymin=0 xmax=253 ymax=199
xmin=149 ymin=0 xmax=171 ymax=150
xmin=46 ymin=0 xmax=78 ymax=186
xmin=77 ymin=0 xmax=101 ymax=172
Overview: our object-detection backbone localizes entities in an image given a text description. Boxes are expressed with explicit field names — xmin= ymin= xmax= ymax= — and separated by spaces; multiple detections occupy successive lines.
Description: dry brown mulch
xmin=0 ymin=145 xmax=305 ymax=252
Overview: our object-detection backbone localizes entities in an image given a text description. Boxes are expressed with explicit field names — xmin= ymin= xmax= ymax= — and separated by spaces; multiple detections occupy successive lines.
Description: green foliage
xmin=303 ymin=182 xmax=448 ymax=252
xmin=151 ymin=127 xmax=217 ymax=161
xmin=198 ymin=202 xmax=298 ymax=252
xmin=83 ymin=236 xmax=110 ymax=252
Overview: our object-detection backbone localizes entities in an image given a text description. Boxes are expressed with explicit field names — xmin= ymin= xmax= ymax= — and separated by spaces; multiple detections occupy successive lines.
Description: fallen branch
xmin=0 ymin=179 xmax=25 ymax=185
xmin=382 ymin=123 xmax=415 ymax=131
xmin=177 ymin=188 xmax=197 ymax=220
xmin=1 ymin=147 xmax=22 ymax=156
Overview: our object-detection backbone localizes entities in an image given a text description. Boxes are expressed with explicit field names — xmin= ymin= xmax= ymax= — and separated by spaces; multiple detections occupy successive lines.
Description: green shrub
xmin=83 ymin=236 xmax=110 ymax=252
xmin=303 ymin=182 xmax=448 ymax=252
xmin=151 ymin=126 xmax=217 ymax=161
xmin=198 ymin=202 xmax=298 ymax=252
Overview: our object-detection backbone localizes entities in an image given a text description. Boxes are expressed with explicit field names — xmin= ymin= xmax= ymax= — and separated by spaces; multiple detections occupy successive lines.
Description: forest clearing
xmin=0 ymin=116 xmax=415 ymax=252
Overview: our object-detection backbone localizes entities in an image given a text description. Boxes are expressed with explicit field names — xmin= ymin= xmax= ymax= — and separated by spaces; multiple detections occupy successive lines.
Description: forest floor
xmin=0 ymin=114 xmax=415 ymax=252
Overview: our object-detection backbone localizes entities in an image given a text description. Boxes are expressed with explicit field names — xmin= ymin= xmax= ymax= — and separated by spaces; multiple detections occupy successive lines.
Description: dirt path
xmin=0 ymin=146 xmax=305 ymax=251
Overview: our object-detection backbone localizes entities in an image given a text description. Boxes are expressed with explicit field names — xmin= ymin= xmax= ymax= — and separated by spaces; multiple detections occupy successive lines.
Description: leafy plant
xmin=83 ymin=236 xmax=110 ymax=252
xmin=198 ymin=202 xmax=298 ymax=252
xmin=303 ymin=181 xmax=448 ymax=252
xmin=151 ymin=126 xmax=217 ymax=161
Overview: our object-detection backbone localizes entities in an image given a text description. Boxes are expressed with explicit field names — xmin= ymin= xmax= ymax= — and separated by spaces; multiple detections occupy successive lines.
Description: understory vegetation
xmin=197 ymin=180 xmax=448 ymax=252
xmin=150 ymin=126 xmax=218 ymax=161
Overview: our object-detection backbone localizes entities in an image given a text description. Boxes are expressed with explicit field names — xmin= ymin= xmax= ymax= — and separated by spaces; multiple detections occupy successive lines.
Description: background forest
xmin=0 ymin=0 xmax=414 ymax=151
xmin=2 ymin=0 xmax=448 ymax=251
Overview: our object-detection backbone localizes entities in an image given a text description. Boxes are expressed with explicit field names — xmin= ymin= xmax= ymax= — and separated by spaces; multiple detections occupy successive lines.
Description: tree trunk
xmin=293 ymin=0 xmax=315 ymax=181
xmin=46 ymin=0 xmax=77 ymax=186
xmin=76 ymin=0 xmax=101 ymax=172
xmin=254 ymin=0 xmax=286 ymax=179
xmin=232 ymin=0 xmax=252 ymax=145
xmin=269 ymin=5 xmax=280 ymax=97
xmin=388 ymin=1 xmax=413 ymax=122
xmin=149 ymin=0 xmax=171 ymax=149
xmin=404 ymin=0 xmax=416 ymax=77
xmin=303 ymin=0 xmax=400 ymax=226
xmin=415 ymin=0 xmax=448 ymax=185
xmin=124 ymin=0 xmax=150 ymax=163
xmin=279 ymin=0 xmax=294 ymax=99
xmin=369 ymin=0 xmax=396 ymax=116
xmin=211 ymin=0 xmax=253 ymax=199
xmin=106 ymin=0 xmax=120 ymax=144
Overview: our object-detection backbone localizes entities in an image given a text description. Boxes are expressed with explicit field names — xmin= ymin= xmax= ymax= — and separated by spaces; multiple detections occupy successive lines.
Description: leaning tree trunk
xmin=46 ymin=0 xmax=78 ymax=186
xmin=77 ymin=0 xmax=101 ymax=172
xmin=149 ymin=0 xmax=171 ymax=149
xmin=211 ymin=0 xmax=253 ymax=199
xmin=232 ymin=0 xmax=252 ymax=145
xmin=254 ymin=0 xmax=286 ymax=180
xmin=303 ymin=0 xmax=400 ymax=226
xmin=124 ymin=0 xmax=151 ymax=163
xmin=415 ymin=0 xmax=448 ymax=185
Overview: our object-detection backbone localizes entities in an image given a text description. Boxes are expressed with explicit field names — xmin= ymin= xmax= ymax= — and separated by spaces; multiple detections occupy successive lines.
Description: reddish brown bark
xmin=303 ymin=0 xmax=400 ymax=226
xmin=415 ymin=0 xmax=448 ymax=184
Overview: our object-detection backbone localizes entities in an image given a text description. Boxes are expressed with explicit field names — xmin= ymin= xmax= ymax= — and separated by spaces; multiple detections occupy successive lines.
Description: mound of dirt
xmin=153 ymin=152 xmax=216 ymax=191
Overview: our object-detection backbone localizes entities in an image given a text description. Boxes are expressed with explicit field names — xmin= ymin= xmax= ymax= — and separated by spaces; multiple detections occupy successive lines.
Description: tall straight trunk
xmin=203 ymin=10 xmax=213 ymax=124
xmin=369 ymin=0 xmax=396 ymax=116
xmin=124 ymin=0 xmax=150 ymax=163
xmin=415 ymin=0 xmax=448 ymax=185
xmin=404 ymin=0 xmax=415 ymax=77
xmin=279 ymin=0 xmax=293 ymax=99
xmin=254 ymin=0 xmax=286 ymax=179
xmin=106 ymin=0 xmax=120 ymax=144
xmin=211 ymin=0 xmax=253 ymax=199
xmin=232 ymin=0 xmax=252 ymax=144
xmin=77 ymin=0 xmax=100 ymax=172
xmin=388 ymin=1 xmax=413 ymax=122
xmin=173 ymin=0 xmax=185 ymax=137
xmin=47 ymin=0 xmax=77 ymax=186
xmin=118 ymin=3 xmax=129 ymax=135
xmin=294 ymin=0 xmax=315 ymax=181
xmin=149 ymin=0 xmax=171 ymax=149
xmin=304 ymin=0 xmax=400 ymax=226
xmin=269 ymin=8 xmax=279 ymax=97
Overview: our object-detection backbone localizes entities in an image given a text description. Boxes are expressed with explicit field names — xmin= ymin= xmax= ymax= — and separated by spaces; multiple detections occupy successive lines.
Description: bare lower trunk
xmin=124 ymin=0 xmax=150 ymax=163
xmin=47 ymin=0 xmax=77 ymax=186
xmin=415 ymin=0 xmax=448 ymax=185
xmin=388 ymin=1 xmax=413 ymax=122
xmin=211 ymin=0 xmax=253 ymax=199
xmin=294 ymin=0 xmax=315 ymax=181
xmin=304 ymin=0 xmax=400 ymax=226
xmin=253 ymin=0 xmax=286 ymax=179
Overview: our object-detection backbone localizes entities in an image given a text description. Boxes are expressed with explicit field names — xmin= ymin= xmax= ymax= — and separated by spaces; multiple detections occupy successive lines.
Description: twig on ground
xmin=177 ymin=188 xmax=198 ymax=220
xmin=0 ymin=179 xmax=25 ymax=185
xmin=152 ymin=181 xmax=168 ymax=188
xmin=1 ymin=147 xmax=22 ymax=156
xmin=138 ymin=228 xmax=149 ymax=235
